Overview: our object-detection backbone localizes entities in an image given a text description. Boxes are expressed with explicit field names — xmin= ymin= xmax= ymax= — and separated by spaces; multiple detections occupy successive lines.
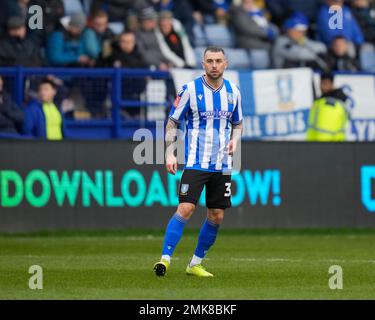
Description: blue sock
xmin=194 ymin=219 xmax=220 ymax=259
xmin=161 ymin=213 xmax=188 ymax=257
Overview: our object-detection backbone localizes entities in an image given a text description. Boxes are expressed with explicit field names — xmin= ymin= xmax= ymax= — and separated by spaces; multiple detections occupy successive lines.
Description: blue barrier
xmin=0 ymin=67 xmax=172 ymax=139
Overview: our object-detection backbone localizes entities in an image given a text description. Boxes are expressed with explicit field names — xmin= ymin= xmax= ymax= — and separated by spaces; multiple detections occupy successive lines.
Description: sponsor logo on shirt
xmin=199 ymin=110 xmax=232 ymax=120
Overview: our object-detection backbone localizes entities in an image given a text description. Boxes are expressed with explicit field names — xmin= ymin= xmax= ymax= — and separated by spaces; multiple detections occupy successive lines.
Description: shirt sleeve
xmin=231 ymin=90 xmax=243 ymax=125
xmin=169 ymin=85 xmax=190 ymax=123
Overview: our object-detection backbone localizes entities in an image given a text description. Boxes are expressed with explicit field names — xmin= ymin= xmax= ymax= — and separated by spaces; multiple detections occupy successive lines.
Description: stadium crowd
xmin=1 ymin=0 xmax=375 ymax=136
xmin=0 ymin=0 xmax=374 ymax=72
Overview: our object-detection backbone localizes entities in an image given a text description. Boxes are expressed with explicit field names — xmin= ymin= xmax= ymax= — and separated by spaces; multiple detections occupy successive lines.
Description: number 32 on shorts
xmin=224 ymin=182 xmax=231 ymax=197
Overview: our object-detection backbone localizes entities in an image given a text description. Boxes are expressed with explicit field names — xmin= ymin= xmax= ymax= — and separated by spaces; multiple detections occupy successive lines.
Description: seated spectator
xmin=101 ymin=31 xmax=148 ymax=68
xmin=0 ymin=76 xmax=24 ymax=136
xmin=135 ymin=7 xmax=171 ymax=70
xmin=29 ymin=0 xmax=65 ymax=46
xmin=0 ymin=16 xmax=42 ymax=67
xmin=273 ymin=13 xmax=328 ymax=70
xmin=326 ymin=36 xmax=360 ymax=72
xmin=152 ymin=0 xmax=195 ymax=44
xmin=102 ymin=31 xmax=149 ymax=119
xmin=351 ymin=0 xmax=375 ymax=43
xmin=84 ymin=10 xmax=115 ymax=61
xmin=24 ymin=78 xmax=64 ymax=140
xmin=136 ymin=7 xmax=177 ymax=116
xmin=156 ymin=11 xmax=196 ymax=69
xmin=230 ymin=0 xmax=278 ymax=51
xmin=317 ymin=0 xmax=364 ymax=47
xmin=46 ymin=13 xmax=95 ymax=67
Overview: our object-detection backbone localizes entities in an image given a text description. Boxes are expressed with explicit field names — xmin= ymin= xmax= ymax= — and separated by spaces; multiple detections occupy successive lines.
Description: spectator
xmin=0 ymin=76 xmax=24 ymax=136
xmin=307 ymin=72 xmax=350 ymax=142
xmin=351 ymin=0 xmax=375 ymax=43
xmin=0 ymin=16 xmax=42 ymax=67
xmin=156 ymin=11 xmax=196 ymax=68
xmin=101 ymin=31 xmax=149 ymax=119
xmin=273 ymin=13 xmax=328 ymax=70
xmin=84 ymin=10 xmax=115 ymax=61
xmin=46 ymin=13 xmax=95 ymax=67
xmin=29 ymin=0 xmax=65 ymax=46
xmin=326 ymin=36 xmax=360 ymax=72
xmin=317 ymin=0 xmax=364 ymax=47
xmin=24 ymin=78 xmax=64 ymax=140
xmin=152 ymin=0 xmax=195 ymax=43
xmin=102 ymin=31 xmax=148 ymax=68
xmin=230 ymin=0 xmax=278 ymax=50
xmin=135 ymin=7 xmax=171 ymax=70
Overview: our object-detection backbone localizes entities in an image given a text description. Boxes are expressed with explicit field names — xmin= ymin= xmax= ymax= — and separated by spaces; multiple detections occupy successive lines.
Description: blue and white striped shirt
xmin=169 ymin=76 xmax=243 ymax=172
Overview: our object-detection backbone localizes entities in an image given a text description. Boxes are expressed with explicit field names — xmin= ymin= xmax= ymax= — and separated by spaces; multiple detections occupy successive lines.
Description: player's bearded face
xmin=202 ymin=51 xmax=227 ymax=81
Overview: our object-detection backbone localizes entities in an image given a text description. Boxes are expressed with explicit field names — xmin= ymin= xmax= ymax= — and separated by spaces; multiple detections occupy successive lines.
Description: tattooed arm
xmin=165 ymin=118 xmax=179 ymax=175
xmin=228 ymin=121 xmax=243 ymax=155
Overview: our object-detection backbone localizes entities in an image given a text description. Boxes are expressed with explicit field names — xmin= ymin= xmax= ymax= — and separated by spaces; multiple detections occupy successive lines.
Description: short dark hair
xmin=204 ymin=46 xmax=226 ymax=57
xmin=120 ymin=30 xmax=134 ymax=37
xmin=91 ymin=9 xmax=108 ymax=20
xmin=39 ymin=78 xmax=57 ymax=90
xmin=321 ymin=72 xmax=334 ymax=82
xmin=331 ymin=35 xmax=346 ymax=45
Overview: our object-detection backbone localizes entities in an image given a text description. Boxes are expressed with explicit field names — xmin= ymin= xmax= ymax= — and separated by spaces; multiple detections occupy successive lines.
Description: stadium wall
xmin=1 ymin=141 xmax=375 ymax=232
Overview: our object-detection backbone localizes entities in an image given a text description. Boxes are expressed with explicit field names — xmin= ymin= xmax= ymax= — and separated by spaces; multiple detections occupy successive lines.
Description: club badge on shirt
xmin=180 ymin=184 xmax=189 ymax=195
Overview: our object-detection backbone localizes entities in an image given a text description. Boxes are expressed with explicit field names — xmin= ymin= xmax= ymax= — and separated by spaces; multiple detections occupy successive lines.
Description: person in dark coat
xmin=101 ymin=31 xmax=149 ymax=119
xmin=0 ymin=16 xmax=42 ymax=67
xmin=0 ymin=76 xmax=24 ymax=136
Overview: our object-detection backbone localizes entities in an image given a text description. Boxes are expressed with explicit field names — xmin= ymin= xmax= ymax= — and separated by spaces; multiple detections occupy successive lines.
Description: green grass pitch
xmin=1 ymin=229 xmax=375 ymax=299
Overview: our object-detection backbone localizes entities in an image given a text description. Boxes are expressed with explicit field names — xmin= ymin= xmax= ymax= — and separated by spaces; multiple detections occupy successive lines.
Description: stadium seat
xmin=249 ymin=49 xmax=271 ymax=70
xmin=360 ymin=43 xmax=375 ymax=72
xmin=226 ymin=49 xmax=251 ymax=69
xmin=62 ymin=0 xmax=84 ymax=16
xmin=193 ymin=24 xmax=208 ymax=47
xmin=108 ymin=22 xmax=125 ymax=35
xmin=205 ymin=24 xmax=234 ymax=48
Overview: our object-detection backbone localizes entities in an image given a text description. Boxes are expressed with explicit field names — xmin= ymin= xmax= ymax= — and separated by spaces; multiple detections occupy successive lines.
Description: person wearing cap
xmin=46 ymin=12 xmax=95 ymax=67
xmin=135 ymin=6 xmax=171 ymax=70
xmin=155 ymin=10 xmax=196 ymax=68
xmin=273 ymin=12 xmax=328 ymax=70
xmin=0 ymin=15 xmax=42 ymax=67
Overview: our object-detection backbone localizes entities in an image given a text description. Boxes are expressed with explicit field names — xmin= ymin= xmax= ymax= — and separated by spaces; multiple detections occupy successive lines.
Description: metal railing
xmin=0 ymin=66 xmax=172 ymax=139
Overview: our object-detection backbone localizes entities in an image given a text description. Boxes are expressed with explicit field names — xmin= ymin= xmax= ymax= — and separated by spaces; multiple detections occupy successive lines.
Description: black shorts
xmin=178 ymin=169 xmax=232 ymax=209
